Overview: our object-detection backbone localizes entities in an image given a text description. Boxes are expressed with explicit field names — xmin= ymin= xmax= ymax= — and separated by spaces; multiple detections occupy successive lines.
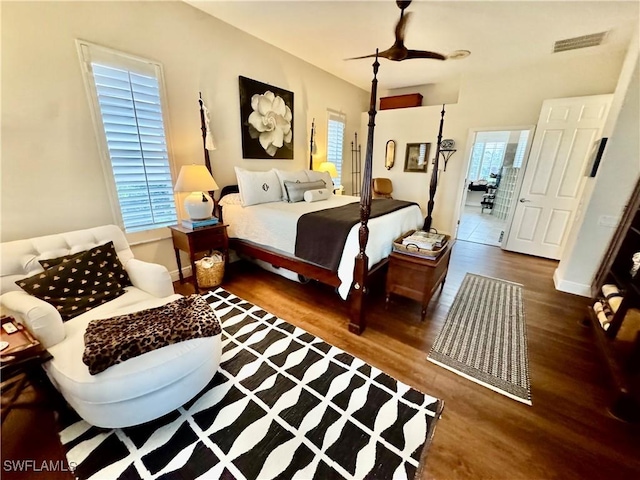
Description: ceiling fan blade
xmin=344 ymin=47 xmax=400 ymax=61
xmin=405 ymin=49 xmax=447 ymax=61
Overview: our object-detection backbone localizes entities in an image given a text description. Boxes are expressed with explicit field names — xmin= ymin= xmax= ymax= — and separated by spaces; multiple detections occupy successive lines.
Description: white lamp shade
xmin=174 ymin=165 xmax=219 ymax=192
xmin=317 ymin=162 xmax=338 ymax=178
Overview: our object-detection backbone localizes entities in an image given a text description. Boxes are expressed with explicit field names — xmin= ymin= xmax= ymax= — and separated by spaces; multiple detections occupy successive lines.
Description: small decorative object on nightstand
xmin=169 ymin=224 xmax=229 ymax=291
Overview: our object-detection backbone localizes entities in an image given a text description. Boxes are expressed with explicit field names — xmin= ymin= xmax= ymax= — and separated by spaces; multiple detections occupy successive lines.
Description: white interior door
xmin=504 ymin=95 xmax=612 ymax=259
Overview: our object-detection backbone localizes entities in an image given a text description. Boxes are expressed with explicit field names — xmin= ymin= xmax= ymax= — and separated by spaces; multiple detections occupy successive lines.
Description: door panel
xmin=543 ymin=209 xmax=571 ymax=245
xmin=558 ymin=128 xmax=599 ymax=197
xmin=514 ymin=206 xmax=543 ymax=241
xmin=504 ymin=95 xmax=612 ymax=259
xmin=530 ymin=130 xmax=563 ymax=195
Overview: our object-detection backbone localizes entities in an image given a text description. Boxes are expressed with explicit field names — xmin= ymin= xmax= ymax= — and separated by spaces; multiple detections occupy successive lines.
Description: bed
xmin=219 ymin=192 xmax=423 ymax=302
xmin=201 ymin=55 xmax=436 ymax=334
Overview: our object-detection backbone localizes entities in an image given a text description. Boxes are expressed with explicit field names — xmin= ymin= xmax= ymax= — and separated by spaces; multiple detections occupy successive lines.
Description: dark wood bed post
xmin=309 ymin=118 xmax=315 ymax=170
xmin=348 ymin=52 xmax=380 ymax=335
xmin=423 ymin=104 xmax=445 ymax=231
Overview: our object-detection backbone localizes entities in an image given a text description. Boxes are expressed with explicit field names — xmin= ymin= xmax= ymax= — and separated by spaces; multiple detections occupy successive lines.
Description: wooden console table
xmin=385 ymin=240 xmax=454 ymax=320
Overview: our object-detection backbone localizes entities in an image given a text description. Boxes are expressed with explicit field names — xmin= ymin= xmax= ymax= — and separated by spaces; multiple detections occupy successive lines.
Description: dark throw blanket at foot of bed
xmin=295 ymin=199 xmax=417 ymax=271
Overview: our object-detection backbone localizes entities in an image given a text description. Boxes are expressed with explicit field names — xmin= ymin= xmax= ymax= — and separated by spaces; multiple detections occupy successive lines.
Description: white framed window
xmin=326 ymin=110 xmax=346 ymax=187
xmin=468 ymin=141 xmax=507 ymax=182
xmin=76 ymin=40 xmax=177 ymax=236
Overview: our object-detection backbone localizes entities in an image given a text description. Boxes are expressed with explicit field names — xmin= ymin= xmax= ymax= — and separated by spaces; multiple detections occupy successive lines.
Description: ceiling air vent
xmin=553 ymin=32 xmax=608 ymax=53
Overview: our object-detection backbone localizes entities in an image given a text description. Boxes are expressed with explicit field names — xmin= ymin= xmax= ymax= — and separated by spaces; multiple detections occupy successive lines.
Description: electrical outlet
xmin=597 ymin=215 xmax=619 ymax=228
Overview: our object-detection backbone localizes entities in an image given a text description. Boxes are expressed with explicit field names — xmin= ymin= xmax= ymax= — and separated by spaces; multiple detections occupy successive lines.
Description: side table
xmin=1 ymin=316 xmax=53 ymax=424
xmin=169 ymin=224 xmax=229 ymax=291
xmin=385 ymin=240 xmax=454 ymax=321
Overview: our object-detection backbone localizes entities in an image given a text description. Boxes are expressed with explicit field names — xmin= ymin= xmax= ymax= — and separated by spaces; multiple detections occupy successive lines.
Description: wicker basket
xmin=392 ymin=230 xmax=450 ymax=259
xmin=195 ymin=252 xmax=225 ymax=288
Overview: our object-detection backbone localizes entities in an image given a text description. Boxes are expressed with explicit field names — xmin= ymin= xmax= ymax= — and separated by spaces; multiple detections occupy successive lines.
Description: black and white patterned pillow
xmin=17 ymin=244 xmax=126 ymax=321
xmin=39 ymin=241 xmax=131 ymax=287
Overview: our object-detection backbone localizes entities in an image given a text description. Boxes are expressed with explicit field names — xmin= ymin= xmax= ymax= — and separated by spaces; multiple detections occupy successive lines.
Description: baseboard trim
xmin=169 ymin=267 xmax=191 ymax=283
xmin=553 ymin=269 xmax=591 ymax=297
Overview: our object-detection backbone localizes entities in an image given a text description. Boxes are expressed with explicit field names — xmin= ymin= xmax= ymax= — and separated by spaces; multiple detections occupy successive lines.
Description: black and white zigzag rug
xmin=58 ymin=288 xmax=443 ymax=480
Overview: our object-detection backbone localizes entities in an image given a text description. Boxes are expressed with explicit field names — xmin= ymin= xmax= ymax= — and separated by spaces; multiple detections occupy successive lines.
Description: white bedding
xmin=221 ymin=194 xmax=423 ymax=299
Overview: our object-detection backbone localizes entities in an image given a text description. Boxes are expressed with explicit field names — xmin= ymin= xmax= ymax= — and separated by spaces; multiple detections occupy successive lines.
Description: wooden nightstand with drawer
xmin=169 ymin=224 xmax=229 ymax=291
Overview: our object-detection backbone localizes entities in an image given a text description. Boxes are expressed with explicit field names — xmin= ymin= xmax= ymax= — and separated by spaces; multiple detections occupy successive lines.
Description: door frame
xmin=453 ymin=125 xmax=536 ymax=247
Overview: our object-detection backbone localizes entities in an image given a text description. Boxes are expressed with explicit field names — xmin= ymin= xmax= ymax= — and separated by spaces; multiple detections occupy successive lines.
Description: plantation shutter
xmin=326 ymin=111 xmax=346 ymax=186
xmin=78 ymin=42 xmax=177 ymax=233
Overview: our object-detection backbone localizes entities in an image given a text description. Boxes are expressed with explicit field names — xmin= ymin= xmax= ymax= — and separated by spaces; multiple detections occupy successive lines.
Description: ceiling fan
xmin=346 ymin=0 xmax=470 ymax=62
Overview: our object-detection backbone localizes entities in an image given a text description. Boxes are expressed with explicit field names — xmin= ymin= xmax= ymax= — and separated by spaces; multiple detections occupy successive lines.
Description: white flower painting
xmin=239 ymin=76 xmax=294 ymax=159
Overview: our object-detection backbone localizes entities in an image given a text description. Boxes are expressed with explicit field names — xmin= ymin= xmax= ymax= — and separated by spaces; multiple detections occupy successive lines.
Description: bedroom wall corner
xmin=1 ymin=1 xmax=367 ymax=271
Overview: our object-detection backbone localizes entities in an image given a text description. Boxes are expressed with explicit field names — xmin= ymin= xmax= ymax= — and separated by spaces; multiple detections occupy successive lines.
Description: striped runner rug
xmin=427 ymin=273 xmax=531 ymax=405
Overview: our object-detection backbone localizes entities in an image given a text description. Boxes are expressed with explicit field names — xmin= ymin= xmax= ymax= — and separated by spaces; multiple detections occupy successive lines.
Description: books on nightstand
xmin=182 ymin=217 xmax=219 ymax=230
xmin=401 ymin=231 xmax=446 ymax=250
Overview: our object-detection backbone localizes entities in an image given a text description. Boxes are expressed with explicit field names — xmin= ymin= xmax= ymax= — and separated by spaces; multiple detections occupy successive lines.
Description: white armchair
xmin=1 ymin=225 xmax=221 ymax=428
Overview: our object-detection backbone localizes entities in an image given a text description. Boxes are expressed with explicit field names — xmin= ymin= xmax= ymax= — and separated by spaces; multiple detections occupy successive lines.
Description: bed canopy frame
xmin=203 ymin=51 xmax=445 ymax=335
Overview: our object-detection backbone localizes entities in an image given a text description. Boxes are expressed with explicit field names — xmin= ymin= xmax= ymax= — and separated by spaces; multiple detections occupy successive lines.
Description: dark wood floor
xmin=2 ymin=240 xmax=639 ymax=479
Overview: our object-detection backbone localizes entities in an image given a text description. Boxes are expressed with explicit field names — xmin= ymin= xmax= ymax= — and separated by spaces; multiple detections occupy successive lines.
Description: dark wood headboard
xmin=217 ymin=185 xmax=239 ymax=223
xmin=220 ymin=184 xmax=239 ymax=200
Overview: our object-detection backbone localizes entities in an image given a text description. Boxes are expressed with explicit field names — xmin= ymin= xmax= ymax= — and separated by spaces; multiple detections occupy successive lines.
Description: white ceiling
xmin=186 ymin=1 xmax=639 ymax=91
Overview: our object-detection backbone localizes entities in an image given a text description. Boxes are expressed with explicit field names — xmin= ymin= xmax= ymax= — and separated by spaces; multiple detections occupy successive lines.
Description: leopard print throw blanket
xmin=83 ymin=294 xmax=221 ymax=375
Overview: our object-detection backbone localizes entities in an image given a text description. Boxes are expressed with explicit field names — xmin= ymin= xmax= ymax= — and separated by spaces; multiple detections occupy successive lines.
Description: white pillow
xmin=218 ymin=193 xmax=243 ymax=206
xmin=304 ymin=188 xmax=331 ymax=203
xmin=274 ymin=169 xmax=309 ymax=201
xmin=306 ymin=170 xmax=334 ymax=189
xmin=234 ymin=167 xmax=282 ymax=206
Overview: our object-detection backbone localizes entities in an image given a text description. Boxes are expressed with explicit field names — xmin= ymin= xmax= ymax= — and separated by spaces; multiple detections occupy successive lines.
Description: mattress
xmin=220 ymin=194 xmax=423 ymax=299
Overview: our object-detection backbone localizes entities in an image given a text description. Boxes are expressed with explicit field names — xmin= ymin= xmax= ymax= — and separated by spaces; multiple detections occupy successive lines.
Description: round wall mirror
xmin=385 ymin=140 xmax=396 ymax=170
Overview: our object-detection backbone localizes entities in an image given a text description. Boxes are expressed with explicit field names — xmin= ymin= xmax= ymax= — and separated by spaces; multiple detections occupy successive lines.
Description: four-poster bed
xmin=215 ymin=54 xmax=447 ymax=335
xmin=204 ymin=0 xmax=462 ymax=335
xmin=216 ymin=52 xmax=395 ymax=335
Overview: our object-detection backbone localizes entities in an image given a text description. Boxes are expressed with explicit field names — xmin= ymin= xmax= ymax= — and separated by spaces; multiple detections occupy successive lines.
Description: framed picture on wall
xmin=238 ymin=76 xmax=294 ymax=159
xmin=404 ymin=143 xmax=430 ymax=172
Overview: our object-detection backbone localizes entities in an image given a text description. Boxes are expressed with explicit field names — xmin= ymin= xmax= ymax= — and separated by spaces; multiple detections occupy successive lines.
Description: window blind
xmin=77 ymin=41 xmax=177 ymax=234
xmin=326 ymin=112 xmax=346 ymax=185
xmin=91 ymin=64 xmax=176 ymax=232
xmin=513 ymin=130 xmax=530 ymax=168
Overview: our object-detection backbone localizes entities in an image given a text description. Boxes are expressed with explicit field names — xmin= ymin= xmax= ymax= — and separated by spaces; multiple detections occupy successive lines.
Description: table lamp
xmin=317 ymin=161 xmax=338 ymax=182
xmin=174 ymin=165 xmax=219 ymax=220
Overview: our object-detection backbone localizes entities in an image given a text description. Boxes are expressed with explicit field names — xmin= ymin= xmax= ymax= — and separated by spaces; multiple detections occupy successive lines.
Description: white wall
xmin=363 ymin=51 xmax=625 ymax=235
xmin=555 ymin=53 xmax=640 ymax=296
xmin=1 ymin=1 xmax=367 ymax=272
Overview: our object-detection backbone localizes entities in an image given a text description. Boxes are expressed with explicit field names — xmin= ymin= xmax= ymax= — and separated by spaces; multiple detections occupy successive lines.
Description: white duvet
xmin=220 ymin=194 xmax=423 ymax=299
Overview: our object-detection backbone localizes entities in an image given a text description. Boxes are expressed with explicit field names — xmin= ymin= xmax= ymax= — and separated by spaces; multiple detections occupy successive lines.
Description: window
xmin=468 ymin=141 xmax=506 ymax=182
xmin=77 ymin=41 xmax=177 ymax=234
xmin=326 ymin=111 xmax=346 ymax=186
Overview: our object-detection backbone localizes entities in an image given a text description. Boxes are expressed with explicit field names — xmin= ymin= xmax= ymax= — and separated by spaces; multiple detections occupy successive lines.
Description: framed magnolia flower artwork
xmin=239 ymin=76 xmax=294 ymax=159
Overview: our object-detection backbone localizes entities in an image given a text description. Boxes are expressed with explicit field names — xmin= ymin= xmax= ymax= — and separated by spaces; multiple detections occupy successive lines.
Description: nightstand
xmin=1 ymin=316 xmax=53 ymax=424
xmin=169 ymin=224 xmax=229 ymax=291
xmin=385 ymin=240 xmax=454 ymax=321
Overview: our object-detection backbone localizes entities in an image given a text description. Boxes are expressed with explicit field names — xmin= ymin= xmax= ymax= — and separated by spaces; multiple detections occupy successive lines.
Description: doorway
xmin=457 ymin=128 xmax=534 ymax=247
